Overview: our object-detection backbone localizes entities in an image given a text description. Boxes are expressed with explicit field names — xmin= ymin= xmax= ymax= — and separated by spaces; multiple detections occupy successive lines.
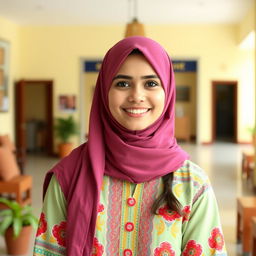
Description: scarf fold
xmin=43 ymin=36 xmax=189 ymax=255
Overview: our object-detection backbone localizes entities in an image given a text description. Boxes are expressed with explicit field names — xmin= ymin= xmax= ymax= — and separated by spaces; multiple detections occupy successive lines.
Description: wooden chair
xmin=251 ymin=217 xmax=256 ymax=256
xmin=0 ymin=175 xmax=32 ymax=209
xmin=242 ymin=151 xmax=254 ymax=179
xmin=0 ymin=136 xmax=32 ymax=209
xmin=237 ymin=197 xmax=256 ymax=254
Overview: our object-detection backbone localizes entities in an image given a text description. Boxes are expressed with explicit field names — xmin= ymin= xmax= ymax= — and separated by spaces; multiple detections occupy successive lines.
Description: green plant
xmin=248 ymin=126 xmax=256 ymax=135
xmin=55 ymin=115 xmax=78 ymax=143
xmin=0 ymin=198 xmax=38 ymax=238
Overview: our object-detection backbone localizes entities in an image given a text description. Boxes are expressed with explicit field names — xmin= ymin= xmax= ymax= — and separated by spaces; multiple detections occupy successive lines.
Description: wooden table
xmin=237 ymin=197 xmax=256 ymax=253
xmin=251 ymin=217 xmax=256 ymax=256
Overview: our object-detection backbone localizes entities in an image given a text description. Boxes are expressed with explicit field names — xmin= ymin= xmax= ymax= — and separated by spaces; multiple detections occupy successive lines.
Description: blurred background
xmin=0 ymin=0 xmax=255 ymax=255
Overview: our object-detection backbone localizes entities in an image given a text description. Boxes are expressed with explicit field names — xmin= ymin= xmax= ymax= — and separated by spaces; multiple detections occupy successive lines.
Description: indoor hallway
xmin=0 ymin=142 xmax=253 ymax=256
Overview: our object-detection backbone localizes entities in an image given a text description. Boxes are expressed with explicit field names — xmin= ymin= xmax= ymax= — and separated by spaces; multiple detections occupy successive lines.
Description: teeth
xmin=125 ymin=108 xmax=148 ymax=114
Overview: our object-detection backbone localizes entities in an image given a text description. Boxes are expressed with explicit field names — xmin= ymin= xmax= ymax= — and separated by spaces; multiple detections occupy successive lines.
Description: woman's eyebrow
xmin=141 ymin=75 xmax=159 ymax=79
xmin=113 ymin=74 xmax=159 ymax=81
xmin=112 ymin=75 xmax=132 ymax=81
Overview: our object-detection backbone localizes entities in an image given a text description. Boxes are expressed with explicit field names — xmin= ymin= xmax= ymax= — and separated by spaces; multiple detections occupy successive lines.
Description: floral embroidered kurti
xmin=34 ymin=160 xmax=227 ymax=256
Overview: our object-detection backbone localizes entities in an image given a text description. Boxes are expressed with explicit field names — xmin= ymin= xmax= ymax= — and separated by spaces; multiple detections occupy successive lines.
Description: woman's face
xmin=108 ymin=54 xmax=165 ymax=131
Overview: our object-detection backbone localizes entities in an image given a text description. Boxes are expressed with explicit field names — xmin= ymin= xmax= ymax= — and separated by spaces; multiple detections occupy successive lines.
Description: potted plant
xmin=55 ymin=115 xmax=78 ymax=158
xmin=0 ymin=197 xmax=38 ymax=255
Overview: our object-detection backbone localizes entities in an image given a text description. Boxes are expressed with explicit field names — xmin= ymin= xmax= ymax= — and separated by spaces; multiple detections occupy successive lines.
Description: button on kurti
xmin=123 ymin=248 xmax=133 ymax=256
xmin=127 ymin=197 xmax=136 ymax=206
xmin=125 ymin=222 xmax=134 ymax=232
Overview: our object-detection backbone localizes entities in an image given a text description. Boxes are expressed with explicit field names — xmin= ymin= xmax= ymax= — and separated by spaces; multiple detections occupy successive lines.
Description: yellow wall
xmin=83 ymin=72 xmax=97 ymax=135
xmin=0 ymin=17 xmax=20 ymax=140
xmin=0 ymin=17 xmax=255 ymax=145
xmin=238 ymin=2 xmax=255 ymax=44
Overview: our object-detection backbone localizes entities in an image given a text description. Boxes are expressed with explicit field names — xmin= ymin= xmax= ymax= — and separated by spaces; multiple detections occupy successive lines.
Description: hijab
xmin=43 ymin=36 xmax=189 ymax=255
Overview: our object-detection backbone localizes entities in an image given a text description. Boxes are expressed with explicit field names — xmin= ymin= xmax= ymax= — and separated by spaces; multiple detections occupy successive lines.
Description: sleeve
xmin=181 ymin=183 xmax=228 ymax=256
xmin=33 ymin=175 xmax=67 ymax=256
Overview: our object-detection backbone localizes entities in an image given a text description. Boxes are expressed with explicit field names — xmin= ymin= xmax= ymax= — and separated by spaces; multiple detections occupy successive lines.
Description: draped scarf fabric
xmin=43 ymin=36 xmax=189 ymax=255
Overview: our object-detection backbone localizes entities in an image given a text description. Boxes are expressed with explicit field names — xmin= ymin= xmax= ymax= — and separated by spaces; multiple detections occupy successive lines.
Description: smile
xmin=122 ymin=108 xmax=151 ymax=117
xmin=124 ymin=108 xmax=150 ymax=114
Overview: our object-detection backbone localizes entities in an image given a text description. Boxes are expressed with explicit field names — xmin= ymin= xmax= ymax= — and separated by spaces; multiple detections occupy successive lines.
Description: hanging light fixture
xmin=124 ymin=0 xmax=145 ymax=38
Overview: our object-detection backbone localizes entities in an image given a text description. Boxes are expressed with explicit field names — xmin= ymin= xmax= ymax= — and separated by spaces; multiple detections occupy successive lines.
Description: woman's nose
xmin=128 ymin=86 xmax=145 ymax=103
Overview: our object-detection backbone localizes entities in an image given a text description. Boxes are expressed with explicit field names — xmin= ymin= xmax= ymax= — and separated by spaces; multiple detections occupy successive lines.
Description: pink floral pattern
xmin=98 ymin=203 xmax=105 ymax=213
xmin=52 ymin=221 xmax=66 ymax=247
xmin=182 ymin=206 xmax=191 ymax=222
xmin=154 ymin=242 xmax=175 ymax=256
xmin=158 ymin=205 xmax=181 ymax=222
xmin=182 ymin=240 xmax=202 ymax=256
xmin=36 ymin=212 xmax=47 ymax=237
xmin=91 ymin=237 xmax=104 ymax=256
xmin=208 ymin=227 xmax=224 ymax=251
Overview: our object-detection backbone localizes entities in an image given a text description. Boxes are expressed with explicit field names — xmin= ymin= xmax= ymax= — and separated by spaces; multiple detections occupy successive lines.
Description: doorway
xmin=15 ymin=80 xmax=54 ymax=172
xmin=212 ymin=81 xmax=237 ymax=142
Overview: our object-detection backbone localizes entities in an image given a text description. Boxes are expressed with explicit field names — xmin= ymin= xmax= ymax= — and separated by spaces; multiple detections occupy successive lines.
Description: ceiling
xmin=0 ymin=0 xmax=254 ymax=26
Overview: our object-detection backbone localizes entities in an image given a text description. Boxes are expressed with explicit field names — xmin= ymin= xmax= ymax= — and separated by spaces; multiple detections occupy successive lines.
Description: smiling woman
xmin=108 ymin=51 xmax=165 ymax=131
xmin=34 ymin=36 xmax=227 ymax=256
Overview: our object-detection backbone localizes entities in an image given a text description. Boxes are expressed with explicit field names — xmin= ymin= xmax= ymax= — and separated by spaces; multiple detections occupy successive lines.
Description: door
xmin=212 ymin=81 xmax=237 ymax=142
xmin=15 ymin=80 xmax=54 ymax=172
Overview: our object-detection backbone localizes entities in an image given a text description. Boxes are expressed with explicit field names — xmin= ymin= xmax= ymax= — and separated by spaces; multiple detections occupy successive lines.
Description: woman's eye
xmin=146 ymin=81 xmax=159 ymax=88
xmin=116 ymin=81 xmax=130 ymax=88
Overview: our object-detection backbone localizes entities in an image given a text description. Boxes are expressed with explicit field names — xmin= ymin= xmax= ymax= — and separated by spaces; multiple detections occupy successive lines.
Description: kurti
xmin=33 ymin=160 xmax=227 ymax=256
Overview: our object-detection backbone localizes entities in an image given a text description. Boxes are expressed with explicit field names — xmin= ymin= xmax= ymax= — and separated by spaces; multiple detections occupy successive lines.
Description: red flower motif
xmin=182 ymin=240 xmax=202 ymax=256
xmin=91 ymin=237 xmax=104 ymax=256
xmin=158 ymin=205 xmax=181 ymax=222
xmin=98 ymin=203 xmax=105 ymax=213
xmin=208 ymin=227 xmax=224 ymax=251
xmin=36 ymin=212 xmax=47 ymax=237
xmin=182 ymin=206 xmax=191 ymax=222
xmin=52 ymin=221 xmax=66 ymax=247
xmin=154 ymin=242 xmax=175 ymax=256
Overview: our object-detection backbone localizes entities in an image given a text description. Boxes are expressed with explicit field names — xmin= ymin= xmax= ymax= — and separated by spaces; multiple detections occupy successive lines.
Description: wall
xmin=0 ymin=14 xmax=254 ymax=145
xmin=0 ymin=17 xmax=20 ymax=140
xmin=18 ymin=24 xmax=254 ymax=144
xmin=238 ymin=1 xmax=255 ymax=44
xmin=148 ymin=24 xmax=255 ymax=143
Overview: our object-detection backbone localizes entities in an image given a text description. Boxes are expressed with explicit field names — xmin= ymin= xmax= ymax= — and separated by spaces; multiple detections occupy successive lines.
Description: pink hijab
xmin=44 ymin=36 xmax=189 ymax=255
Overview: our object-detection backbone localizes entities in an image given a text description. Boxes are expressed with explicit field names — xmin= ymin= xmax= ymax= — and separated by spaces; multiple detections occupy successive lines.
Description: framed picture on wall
xmin=59 ymin=95 xmax=76 ymax=112
xmin=0 ymin=40 xmax=10 ymax=112
xmin=176 ymin=86 xmax=190 ymax=102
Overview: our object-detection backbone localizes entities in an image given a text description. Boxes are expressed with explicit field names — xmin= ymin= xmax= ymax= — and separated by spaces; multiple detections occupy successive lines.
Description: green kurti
xmin=34 ymin=160 xmax=227 ymax=256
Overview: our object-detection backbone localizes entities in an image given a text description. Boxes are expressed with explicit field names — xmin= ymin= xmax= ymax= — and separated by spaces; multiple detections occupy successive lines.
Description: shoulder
xmin=174 ymin=160 xmax=210 ymax=186
xmin=172 ymin=160 xmax=211 ymax=206
xmin=43 ymin=143 xmax=88 ymax=199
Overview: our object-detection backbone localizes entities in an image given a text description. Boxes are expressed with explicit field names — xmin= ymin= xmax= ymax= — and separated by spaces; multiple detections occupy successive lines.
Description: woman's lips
xmin=123 ymin=108 xmax=150 ymax=117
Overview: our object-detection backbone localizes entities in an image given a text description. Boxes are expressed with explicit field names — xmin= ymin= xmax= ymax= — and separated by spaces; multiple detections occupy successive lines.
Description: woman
xmin=34 ymin=36 xmax=227 ymax=256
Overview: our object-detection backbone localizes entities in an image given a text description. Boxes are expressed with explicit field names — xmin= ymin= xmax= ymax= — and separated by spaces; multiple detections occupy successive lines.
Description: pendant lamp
xmin=124 ymin=0 xmax=145 ymax=37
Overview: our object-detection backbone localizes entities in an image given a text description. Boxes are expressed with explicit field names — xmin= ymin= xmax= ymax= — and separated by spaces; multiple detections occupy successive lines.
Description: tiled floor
xmin=0 ymin=142 xmax=254 ymax=255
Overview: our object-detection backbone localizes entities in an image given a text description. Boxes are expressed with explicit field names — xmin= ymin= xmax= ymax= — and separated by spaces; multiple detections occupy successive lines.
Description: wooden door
xmin=212 ymin=81 xmax=238 ymax=143
xmin=15 ymin=80 xmax=27 ymax=173
xmin=15 ymin=80 xmax=54 ymax=173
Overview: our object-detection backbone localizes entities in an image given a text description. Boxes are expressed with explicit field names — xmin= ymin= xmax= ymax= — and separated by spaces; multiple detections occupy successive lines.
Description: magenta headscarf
xmin=43 ymin=36 xmax=189 ymax=255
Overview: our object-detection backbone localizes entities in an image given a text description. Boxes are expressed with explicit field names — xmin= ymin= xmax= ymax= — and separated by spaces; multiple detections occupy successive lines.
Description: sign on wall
xmin=84 ymin=60 xmax=197 ymax=73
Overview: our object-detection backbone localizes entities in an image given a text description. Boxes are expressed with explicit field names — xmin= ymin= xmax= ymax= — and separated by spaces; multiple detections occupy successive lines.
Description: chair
xmin=0 ymin=134 xmax=32 ymax=208
xmin=241 ymin=151 xmax=254 ymax=179
xmin=0 ymin=134 xmax=25 ymax=173
xmin=237 ymin=197 xmax=256 ymax=254
xmin=0 ymin=175 xmax=32 ymax=209
xmin=251 ymin=217 xmax=256 ymax=256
